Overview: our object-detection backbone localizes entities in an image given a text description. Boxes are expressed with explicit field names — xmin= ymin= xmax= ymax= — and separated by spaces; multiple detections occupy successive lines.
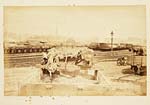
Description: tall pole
xmin=111 ymin=31 xmax=114 ymax=56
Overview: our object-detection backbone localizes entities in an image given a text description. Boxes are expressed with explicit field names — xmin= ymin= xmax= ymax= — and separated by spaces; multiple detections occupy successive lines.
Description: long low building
xmin=4 ymin=41 xmax=53 ymax=54
xmin=88 ymin=42 xmax=133 ymax=51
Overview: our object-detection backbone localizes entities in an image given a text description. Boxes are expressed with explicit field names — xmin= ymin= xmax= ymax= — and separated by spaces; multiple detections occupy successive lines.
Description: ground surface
xmin=4 ymin=50 xmax=146 ymax=96
xmin=4 ymin=62 xmax=146 ymax=96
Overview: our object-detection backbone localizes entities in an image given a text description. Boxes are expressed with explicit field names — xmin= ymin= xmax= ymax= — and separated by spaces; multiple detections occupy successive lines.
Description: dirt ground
xmin=4 ymin=61 xmax=146 ymax=96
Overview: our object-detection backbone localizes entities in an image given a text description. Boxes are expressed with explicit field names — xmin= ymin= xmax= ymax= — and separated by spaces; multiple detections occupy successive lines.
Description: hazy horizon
xmin=4 ymin=6 xmax=146 ymax=45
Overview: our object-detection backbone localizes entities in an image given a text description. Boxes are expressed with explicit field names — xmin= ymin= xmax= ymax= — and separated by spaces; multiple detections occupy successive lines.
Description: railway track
xmin=4 ymin=53 xmax=42 ymax=68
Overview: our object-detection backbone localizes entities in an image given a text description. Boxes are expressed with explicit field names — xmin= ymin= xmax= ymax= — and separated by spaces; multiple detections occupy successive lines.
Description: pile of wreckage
xmin=39 ymin=47 xmax=102 ymax=83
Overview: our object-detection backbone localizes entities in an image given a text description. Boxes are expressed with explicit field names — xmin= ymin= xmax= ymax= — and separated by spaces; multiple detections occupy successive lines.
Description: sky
xmin=4 ymin=6 xmax=146 ymax=44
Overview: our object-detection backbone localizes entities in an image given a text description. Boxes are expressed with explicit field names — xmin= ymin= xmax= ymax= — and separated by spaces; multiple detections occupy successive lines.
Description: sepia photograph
xmin=4 ymin=6 xmax=147 ymax=96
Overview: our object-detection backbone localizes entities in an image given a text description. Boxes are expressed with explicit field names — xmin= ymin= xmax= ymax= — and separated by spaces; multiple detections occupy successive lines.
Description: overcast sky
xmin=4 ymin=6 xmax=146 ymax=44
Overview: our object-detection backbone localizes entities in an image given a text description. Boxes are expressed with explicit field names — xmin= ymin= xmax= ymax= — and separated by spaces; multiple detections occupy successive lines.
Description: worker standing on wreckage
xmin=75 ymin=49 xmax=93 ymax=67
xmin=41 ymin=48 xmax=60 ymax=81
